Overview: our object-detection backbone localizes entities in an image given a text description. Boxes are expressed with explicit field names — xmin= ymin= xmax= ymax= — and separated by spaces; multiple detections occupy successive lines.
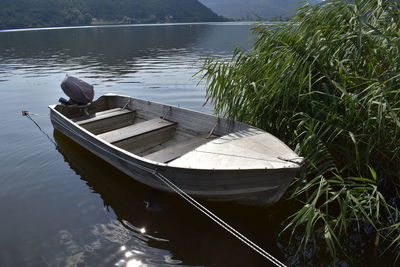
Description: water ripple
xmin=0 ymin=23 xmax=259 ymax=267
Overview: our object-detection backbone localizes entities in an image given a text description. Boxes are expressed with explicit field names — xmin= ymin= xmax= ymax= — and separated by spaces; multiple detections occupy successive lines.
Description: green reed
xmin=200 ymin=0 xmax=400 ymax=261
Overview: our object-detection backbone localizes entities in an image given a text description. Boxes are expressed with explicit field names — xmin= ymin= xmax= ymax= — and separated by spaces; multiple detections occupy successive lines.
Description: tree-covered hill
xmin=199 ymin=0 xmax=321 ymax=19
xmin=0 ymin=0 xmax=225 ymax=30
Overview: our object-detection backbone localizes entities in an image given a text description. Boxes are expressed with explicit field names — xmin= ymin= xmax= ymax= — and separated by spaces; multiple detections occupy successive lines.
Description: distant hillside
xmin=199 ymin=0 xmax=321 ymax=19
xmin=0 ymin=0 xmax=225 ymax=30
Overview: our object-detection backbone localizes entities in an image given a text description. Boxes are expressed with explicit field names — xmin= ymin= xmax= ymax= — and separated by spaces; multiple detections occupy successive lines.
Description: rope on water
xmin=21 ymin=110 xmax=57 ymax=146
xmin=21 ymin=110 xmax=49 ymax=118
xmin=152 ymin=170 xmax=287 ymax=267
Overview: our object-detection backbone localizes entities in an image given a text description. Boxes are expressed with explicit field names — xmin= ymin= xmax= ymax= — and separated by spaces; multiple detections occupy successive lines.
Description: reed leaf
xmin=200 ymin=0 xmax=400 ymax=262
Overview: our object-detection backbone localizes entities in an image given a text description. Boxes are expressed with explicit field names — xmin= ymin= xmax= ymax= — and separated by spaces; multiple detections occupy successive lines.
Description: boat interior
xmin=54 ymin=95 xmax=219 ymax=163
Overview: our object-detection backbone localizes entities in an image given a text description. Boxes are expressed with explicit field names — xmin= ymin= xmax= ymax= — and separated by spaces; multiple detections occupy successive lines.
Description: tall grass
xmin=200 ymin=0 xmax=400 ymax=262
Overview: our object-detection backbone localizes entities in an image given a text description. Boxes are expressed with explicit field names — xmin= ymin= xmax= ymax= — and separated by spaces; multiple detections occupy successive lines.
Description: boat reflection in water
xmin=53 ymin=130 xmax=276 ymax=266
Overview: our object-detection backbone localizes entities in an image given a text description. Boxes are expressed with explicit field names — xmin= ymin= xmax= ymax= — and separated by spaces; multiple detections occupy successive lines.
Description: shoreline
xmin=0 ymin=21 xmax=283 ymax=33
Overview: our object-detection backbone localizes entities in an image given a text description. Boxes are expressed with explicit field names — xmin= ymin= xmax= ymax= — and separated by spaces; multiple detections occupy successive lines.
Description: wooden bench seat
xmin=97 ymin=118 xmax=178 ymax=154
xmin=72 ymin=108 xmax=136 ymax=134
xmin=144 ymin=134 xmax=217 ymax=163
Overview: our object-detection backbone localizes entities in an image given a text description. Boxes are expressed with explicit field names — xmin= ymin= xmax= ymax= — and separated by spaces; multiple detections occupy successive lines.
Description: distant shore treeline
xmin=0 ymin=0 xmax=225 ymax=30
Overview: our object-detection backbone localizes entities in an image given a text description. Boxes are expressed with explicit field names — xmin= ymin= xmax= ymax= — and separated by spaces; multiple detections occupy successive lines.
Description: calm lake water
xmin=0 ymin=23 xmax=384 ymax=267
xmin=0 ymin=22 xmax=280 ymax=267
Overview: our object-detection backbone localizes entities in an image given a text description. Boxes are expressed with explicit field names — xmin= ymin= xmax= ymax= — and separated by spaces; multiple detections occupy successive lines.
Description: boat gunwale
xmin=49 ymin=94 xmax=303 ymax=172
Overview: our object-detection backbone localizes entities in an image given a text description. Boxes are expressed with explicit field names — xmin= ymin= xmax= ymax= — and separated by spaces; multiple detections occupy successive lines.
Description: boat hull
xmin=50 ymin=102 xmax=299 ymax=206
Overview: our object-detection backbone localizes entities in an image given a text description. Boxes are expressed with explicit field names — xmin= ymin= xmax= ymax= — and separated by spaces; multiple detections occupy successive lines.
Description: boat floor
xmin=64 ymin=102 xmax=301 ymax=170
xmin=70 ymin=107 xmax=216 ymax=163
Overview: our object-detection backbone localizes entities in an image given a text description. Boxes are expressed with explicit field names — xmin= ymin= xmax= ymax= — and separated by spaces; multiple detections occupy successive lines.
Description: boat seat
xmin=144 ymin=134 xmax=217 ymax=163
xmin=72 ymin=108 xmax=136 ymax=134
xmin=97 ymin=118 xmax=178 ymax=154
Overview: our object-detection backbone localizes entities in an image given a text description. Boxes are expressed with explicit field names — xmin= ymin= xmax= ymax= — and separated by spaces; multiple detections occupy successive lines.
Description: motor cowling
xmin=60 ymin=75 xmax=94 ymax=105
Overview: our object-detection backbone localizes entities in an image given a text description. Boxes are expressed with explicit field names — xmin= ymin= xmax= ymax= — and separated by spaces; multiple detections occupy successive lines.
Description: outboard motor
xmin=59 ymin=75 xmax=94 ymax=105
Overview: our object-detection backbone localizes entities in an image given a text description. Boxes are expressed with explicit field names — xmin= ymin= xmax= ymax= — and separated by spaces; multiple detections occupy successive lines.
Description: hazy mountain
xmin=199 ymin=0 xmax=321 ymax=19
xmin=0 ymin=0 xmax=224 ymax=30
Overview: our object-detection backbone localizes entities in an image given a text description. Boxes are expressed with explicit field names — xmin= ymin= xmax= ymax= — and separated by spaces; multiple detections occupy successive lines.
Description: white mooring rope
xmin=152 ymin=171 xmax=287 ymax=267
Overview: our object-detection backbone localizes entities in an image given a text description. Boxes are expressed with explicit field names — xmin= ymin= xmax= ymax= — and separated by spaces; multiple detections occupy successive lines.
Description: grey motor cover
xmin=60 ymin=75 xmax=94 ymax=105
